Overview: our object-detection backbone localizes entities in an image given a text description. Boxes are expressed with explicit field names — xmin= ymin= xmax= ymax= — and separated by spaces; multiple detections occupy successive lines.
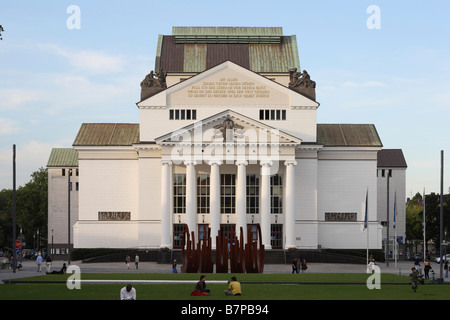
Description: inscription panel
xmin=187 ymin=77 xmax=270 ymax=99
xmin=98 ymin=211 xmax=131 ymax=221
xmin=324 ymin=212 xmax=357 ymax=222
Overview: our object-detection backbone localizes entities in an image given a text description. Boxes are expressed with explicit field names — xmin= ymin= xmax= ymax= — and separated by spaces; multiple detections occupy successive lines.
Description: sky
xmin=0 ymin=0 xmax=449 ymax=198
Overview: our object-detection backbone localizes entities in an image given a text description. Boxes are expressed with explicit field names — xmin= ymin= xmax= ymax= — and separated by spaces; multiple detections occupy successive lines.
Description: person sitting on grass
xmin=120 ymin=284 xmax=136 ymax=300
xmin=224 ymin=276 xmax=241 ymax=296
xmin=46 ymin=263 xmax=67 ymax=274
xmin=191 ymin=275 xmax=210 ymax=296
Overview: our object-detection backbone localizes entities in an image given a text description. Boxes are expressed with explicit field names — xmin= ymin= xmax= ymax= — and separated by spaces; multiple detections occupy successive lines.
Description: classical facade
xmin=47 ymin=27 xmax=406 ymax=253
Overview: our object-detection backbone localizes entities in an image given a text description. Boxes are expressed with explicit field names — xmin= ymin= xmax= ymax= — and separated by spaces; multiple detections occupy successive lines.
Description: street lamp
xmin=68 ymin=168 xmax=72 ymax=265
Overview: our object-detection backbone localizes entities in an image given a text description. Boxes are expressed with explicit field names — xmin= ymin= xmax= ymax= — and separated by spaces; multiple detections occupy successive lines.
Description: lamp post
xmin=68 ymin=169 xmax=72 ymax=265
xmin=12 ymin=144 xmax=17 ymax=273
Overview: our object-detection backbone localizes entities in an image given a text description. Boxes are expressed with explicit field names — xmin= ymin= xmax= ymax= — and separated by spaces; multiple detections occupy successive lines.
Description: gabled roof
xmin=155 ymin=27 xmax=300 ymax=73
xmin=155 ymin=109 xmax=302 ymax=145
xmin=316 ymin=124 xmax=382 ymax=147
xmin=73 ymin=123 xmax=139 ymax=146
xmin=47 ymin=148 xmax=78 ymax=167
xmin=377 ymin=149 xmax=407 ymax=168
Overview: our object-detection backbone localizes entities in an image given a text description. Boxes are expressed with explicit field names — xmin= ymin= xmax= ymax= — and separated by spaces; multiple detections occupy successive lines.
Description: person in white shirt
xmin=120 ymin=284 xmax=136 ymax=300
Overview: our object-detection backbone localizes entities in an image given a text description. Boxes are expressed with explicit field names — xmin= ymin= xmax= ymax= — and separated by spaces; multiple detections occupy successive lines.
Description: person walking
xmin=409 ymin=267 xmax=420 ymax=292
xmin=224 ymin=276 xmax=242 ymax=296
xmin=301 ymin=259 xmax=308 ymax=273
xmin=125 ymin=254 xmax=131 ymax=270
xmin=45 ymin=255 xmax=52 ymax=273
xmin=292 ymin=258 xmax=298 ymax=274
xmin=134 ymin=253 xmax=139 ymax=270
xmin=36 ymin=253 xmax=43 ymax=272
xmin=424 ymin=259 xmax=431 ymax=279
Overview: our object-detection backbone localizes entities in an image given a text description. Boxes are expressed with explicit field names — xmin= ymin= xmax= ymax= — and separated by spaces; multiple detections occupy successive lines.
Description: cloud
xmin=38 ymin=44 xmax=125 ymax=73
xmin=0 ymin=88 xmax=43 ymax=110
xmin=0 ymin=118 xmax=20 ymax=134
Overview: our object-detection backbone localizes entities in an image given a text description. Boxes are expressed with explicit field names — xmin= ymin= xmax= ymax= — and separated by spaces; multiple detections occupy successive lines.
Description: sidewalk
xmin=1 ymin=259 xmax=449 ymax=283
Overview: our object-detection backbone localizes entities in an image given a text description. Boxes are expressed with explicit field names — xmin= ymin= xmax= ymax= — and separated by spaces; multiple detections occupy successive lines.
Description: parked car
xmin=434 ymin=254 xmax=450 ymax=263
xmin=411 ymin=253 xmax=423 ymax=261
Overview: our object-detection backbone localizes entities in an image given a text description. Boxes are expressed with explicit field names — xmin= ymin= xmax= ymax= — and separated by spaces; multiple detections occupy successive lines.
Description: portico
xmin=156 ymin=109 xmax=301 ymax=250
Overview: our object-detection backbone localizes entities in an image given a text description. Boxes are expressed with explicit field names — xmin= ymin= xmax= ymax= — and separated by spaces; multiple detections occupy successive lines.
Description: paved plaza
xmin=1 ymin=259 xmax=449 ymax=283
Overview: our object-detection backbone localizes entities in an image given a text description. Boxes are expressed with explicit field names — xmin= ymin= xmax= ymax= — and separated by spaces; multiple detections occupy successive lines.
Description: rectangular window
xmin=180 ymin=109 xmax=185 ymax=120
xmin=271 ymin=224 xmax=283 ymax=249
xmin=175 ymin=109 xmax=180 ymax=120
xmin=62 ymin=169 xmax=66 ymax=176
xmin=271 ymin=174 xmax=283 ymax=214
xmin=259 ymin=109 xmax=286 ymax=120
xmin=246 ymin=174 xmax=259 ymax=214
xmin=197 ymin=174 xmax=210 ymax=214
xmin=220 ymin=224 xmax=237 ymax=243
xmin=169 ymin=110 xmax=174 ymax=120
xmin=173 ymin=174 xmax=186 ymax=214
xmin=192 ymin=109 xmax=197 ymax=120
xmin=198 ymin=224 xmax=209 ymax=242
xmin=186 ymin=109 xmax=191 ymax=120
xmin=173 ymin=224 xmax=186 ymax=249
xmin=221 ymin=174 xmax=236 ymax=214
xmin=247 ymin=224 xmax=259 ymax=242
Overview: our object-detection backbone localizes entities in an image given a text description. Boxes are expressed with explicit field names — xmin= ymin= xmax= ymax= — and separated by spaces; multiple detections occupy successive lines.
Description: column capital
xmin=235 ymin=160 xmax=248 ymax=166
xmin=208 ymin=160 xmax=222 ymax=166
xmin=260 ymin=160 xmax=273 ymax=167
xmin=183 ymin=160 xmax=198 ymax=166
xmin=284 ymin=160 xmax=298 ymax=166
xmin=161 ymin=160 xmax=172 ymax=166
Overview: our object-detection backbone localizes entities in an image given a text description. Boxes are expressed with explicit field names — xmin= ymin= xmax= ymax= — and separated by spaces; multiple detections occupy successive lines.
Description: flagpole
xmin=423 ymin=188 xmax=426 ymax=261
xmin=365 ymin=188 xmax=369 ymax=265
xmin=394 ymin=190 xmax=397 ymax=268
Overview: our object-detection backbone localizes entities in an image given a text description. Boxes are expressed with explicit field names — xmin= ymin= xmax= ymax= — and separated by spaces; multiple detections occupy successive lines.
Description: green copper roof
xmin=156 ymin=27 xmax=301 ymax=73
xmin=47 ymin=148 xmax=78 ymax=167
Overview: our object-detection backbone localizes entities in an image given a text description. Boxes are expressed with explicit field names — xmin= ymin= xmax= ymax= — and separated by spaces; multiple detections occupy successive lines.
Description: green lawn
xmin=1 ymin=273 xmax=449 ymax=300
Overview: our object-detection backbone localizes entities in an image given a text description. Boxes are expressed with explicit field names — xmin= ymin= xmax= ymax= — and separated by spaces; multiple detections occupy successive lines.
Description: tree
xmin=406 ymin=192 xmax=424 ymax=253
xmin=0 ymin=168 xmax=48 ymax=249
xmin=0 ymin=25 xmax=4 ymax=40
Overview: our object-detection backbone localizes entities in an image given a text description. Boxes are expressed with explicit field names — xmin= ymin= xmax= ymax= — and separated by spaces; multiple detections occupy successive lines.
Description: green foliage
xmin=0 ymin=167 xmax=48 ymax=248
xmin=0 ymin=25 xmax=4 ymax=40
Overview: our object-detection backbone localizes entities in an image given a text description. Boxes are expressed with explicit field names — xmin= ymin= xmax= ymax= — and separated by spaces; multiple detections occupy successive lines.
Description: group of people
xmin=120 ymin=275 xmax=242 ymax=300
xmin=291 ymin=258 xmax=308 ymax=274
xmin=125 ymin=253 xmax=140 ymax=270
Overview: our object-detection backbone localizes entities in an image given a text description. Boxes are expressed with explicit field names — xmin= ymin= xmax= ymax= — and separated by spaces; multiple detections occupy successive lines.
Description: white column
xmin=284 ymin=160 xmax=297 ymax=249
xmin=209 ymin=160 xmax=221 ymax=249
xmin=184 ymin=160 xmax=197 ymax=238
xmin=236 ymin=160 xmax=248 ymax=240
xmin=260 ymin=160 xmax=272 ymax=249
xmin=160 ymin=160 xmax=172 ymax=248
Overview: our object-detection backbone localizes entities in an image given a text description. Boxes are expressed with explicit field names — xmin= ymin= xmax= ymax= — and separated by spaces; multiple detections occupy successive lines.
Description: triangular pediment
xmin=155 ymin=109 xmax=301 ymax=145
xmin=137 ymin=60 xmax=319 ymax=108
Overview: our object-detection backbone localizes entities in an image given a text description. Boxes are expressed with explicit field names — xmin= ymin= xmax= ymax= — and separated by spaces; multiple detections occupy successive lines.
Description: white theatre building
xmin=47 ymin=27 xmax=406 ymax=253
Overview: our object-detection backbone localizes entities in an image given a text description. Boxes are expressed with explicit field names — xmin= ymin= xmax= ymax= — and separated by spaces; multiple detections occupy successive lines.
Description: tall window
xmin=198 ymin=224 xmax=209 ymax=241
xmin=271 ymin=224 xmax=283 ymax=249
xmin=271 ymin=174 xmax=283 ymax=214
xmin=220 ymin=224 xmax=237 ymax=243
xmin=246 ymin=174 xmax=259 ymax=214
xmin=173 ymin=174 xmax=186 ymax=214
xmin=221 ymin=174 xmax=236 ymax=214
xmin=197 ymin=174 xmax=210 ymax=214
xmin=173 ymin=224 xmax=186 ymax=249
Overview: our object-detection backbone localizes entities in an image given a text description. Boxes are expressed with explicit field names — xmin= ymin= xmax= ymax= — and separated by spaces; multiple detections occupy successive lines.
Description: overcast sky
xmin=0 ymin=0 xmax=449 ymax=198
